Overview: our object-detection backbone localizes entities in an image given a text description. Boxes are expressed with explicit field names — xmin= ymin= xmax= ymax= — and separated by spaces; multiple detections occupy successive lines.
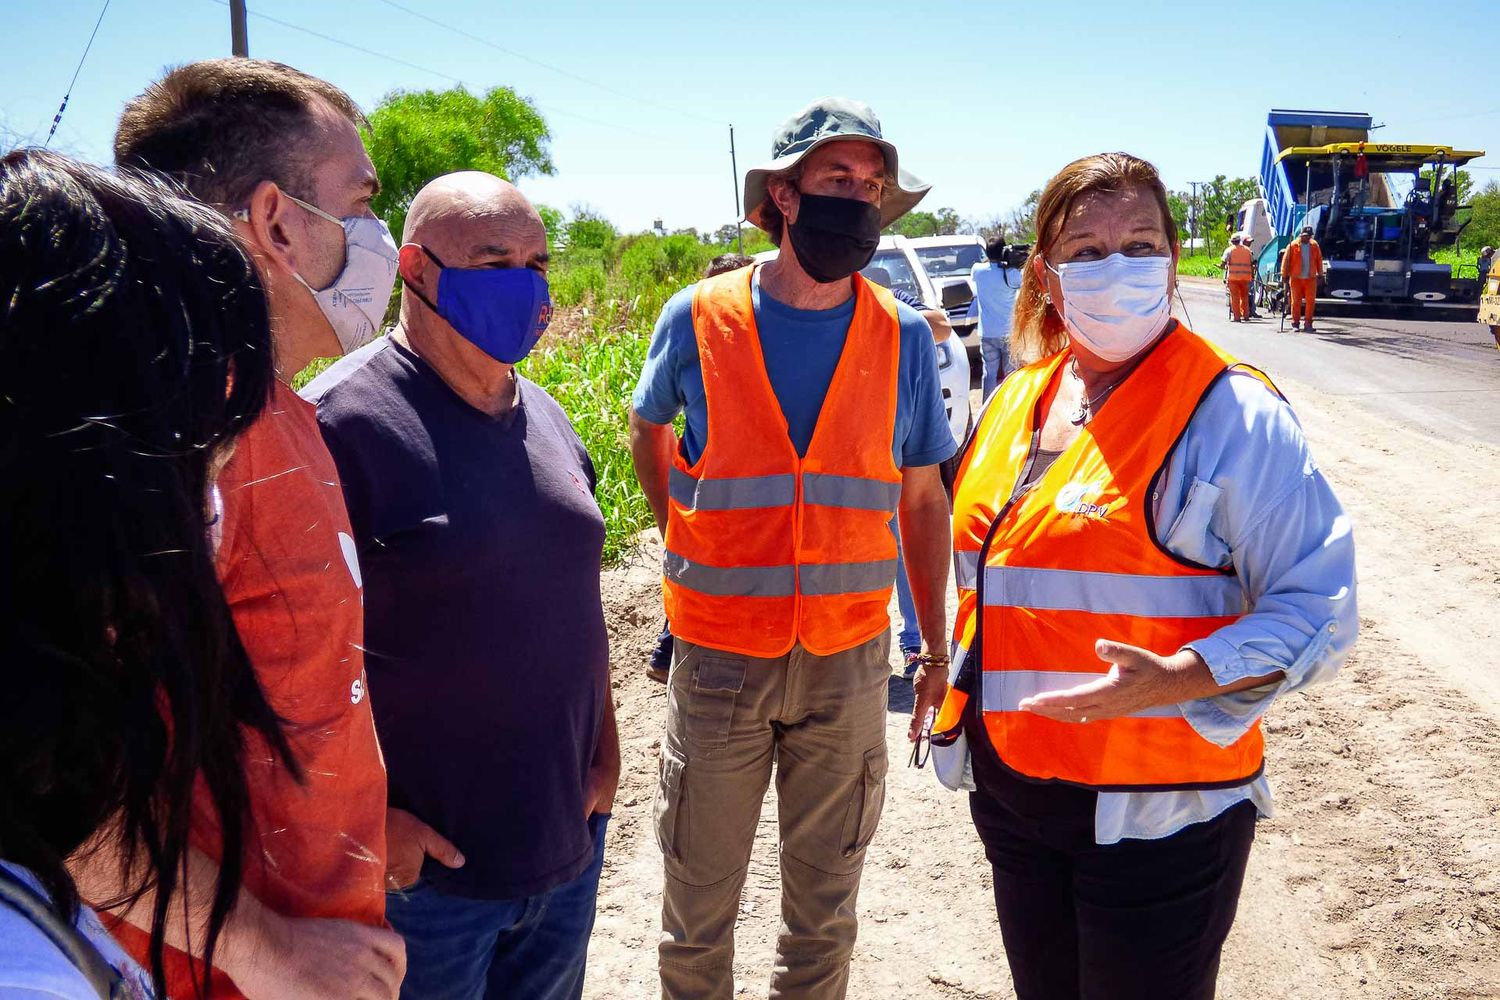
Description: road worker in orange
xmin=924 ymin=153 xmax=1357 ymax=1000
xmin=629 ymin=97 xmax=955 ymax=999
xmin=1221 ymin=233 xmax=1254 ymax=321
xmin=1282 ymin=224 xmax=1324 ymax=331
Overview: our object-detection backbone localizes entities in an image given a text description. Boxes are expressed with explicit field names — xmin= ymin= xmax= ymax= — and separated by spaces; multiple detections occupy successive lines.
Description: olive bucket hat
xmin=743 ymin=97 xmax=930 ymax=231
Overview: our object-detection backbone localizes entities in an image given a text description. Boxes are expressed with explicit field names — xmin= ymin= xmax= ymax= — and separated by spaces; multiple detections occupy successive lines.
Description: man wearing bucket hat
xmin=630 ymin=97 xmax=956 ymax=998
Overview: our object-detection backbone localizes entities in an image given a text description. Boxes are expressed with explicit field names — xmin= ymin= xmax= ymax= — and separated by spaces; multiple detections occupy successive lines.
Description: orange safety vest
xmin=1226 ymin=243 xmax=1254 ymax=281
xmin=932 ymin=323 xmax=1269 ymax=790
xmin=662 ymin=267 xmax=903 ymax=658
xmin=1282 ymin=239 xmax=1323 ymax=279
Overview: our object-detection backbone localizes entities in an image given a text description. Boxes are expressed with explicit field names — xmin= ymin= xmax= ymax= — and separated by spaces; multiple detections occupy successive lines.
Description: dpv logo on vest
xmin=1055 ymin=480 xmax=1114 ymax=521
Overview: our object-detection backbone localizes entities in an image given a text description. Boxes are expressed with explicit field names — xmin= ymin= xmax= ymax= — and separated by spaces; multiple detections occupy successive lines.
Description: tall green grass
xmin=529 ymin=231 xmax=728 ymax=561
xmin=1176 ymin=254 xmax=1224 ymax=278
xmin=522 ymin=328 xmax=654 ymax=564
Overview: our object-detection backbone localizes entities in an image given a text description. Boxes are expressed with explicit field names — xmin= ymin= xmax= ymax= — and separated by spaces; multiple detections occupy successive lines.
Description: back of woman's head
xmin=1012 ymin=152 xmax=1178 ymax=364
xmin=0 ymin=149 xmax=287 ymax=991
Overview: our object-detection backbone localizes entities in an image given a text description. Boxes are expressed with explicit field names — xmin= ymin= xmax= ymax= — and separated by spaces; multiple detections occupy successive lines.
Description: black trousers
xmin=967 ymin=741 xmax=1256 ymax=1000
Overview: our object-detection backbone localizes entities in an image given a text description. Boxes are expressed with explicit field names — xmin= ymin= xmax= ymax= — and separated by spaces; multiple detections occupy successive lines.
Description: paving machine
xmin=1253 ymin=109 xmax=1484 ymax=312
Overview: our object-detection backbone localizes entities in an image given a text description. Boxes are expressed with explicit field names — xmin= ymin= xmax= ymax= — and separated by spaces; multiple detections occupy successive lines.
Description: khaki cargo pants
xmin=654 ymin=633 xmax=891 ymax=1000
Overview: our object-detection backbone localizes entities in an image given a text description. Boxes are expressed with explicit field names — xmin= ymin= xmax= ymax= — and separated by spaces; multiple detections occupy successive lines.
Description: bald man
xmin=302 ymin=171 xmax=618 ymax=1000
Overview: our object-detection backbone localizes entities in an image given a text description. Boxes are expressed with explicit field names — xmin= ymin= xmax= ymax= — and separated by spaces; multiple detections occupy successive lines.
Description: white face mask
xmin=1049 ymin=253 xmax=1173 ymax=362
xmin=273 ymin=193 xmax=400 ymax=355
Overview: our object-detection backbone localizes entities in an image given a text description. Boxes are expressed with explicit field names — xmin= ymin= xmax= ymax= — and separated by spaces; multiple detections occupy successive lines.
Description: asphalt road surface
xmin=1174 ymin=277 xmax=1500 ymax=442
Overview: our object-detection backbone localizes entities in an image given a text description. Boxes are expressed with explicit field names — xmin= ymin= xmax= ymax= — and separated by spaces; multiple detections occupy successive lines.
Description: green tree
xmin=1420 ymin=167 xmax=1475 ymax=205
xmin=1178 ymin=176 xmax=1259 ymax=255
xmin=1461 ymin=180 xmax=1500 ymax=251
xmin=711 ymin=223 xmax=742 ymax=247
xmin=535 ymin=204 xmax=564 ymax=251
xmin=564 ymin=207 xmax=618 ymax=253
xmin=884 ymin=206 xmax=962 ymax=237
xmin=365 ymin=86 xmax=554 ymax=239
xmin=1004 ymin=190 xmax=1042 ymax=243
xmin=1167 ymin=193 xmax=1190 ymax=239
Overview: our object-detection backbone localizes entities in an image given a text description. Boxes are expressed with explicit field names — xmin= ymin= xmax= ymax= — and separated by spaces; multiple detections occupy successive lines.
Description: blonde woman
xmin=926 ymin=153 xmax=1357 ymax=1000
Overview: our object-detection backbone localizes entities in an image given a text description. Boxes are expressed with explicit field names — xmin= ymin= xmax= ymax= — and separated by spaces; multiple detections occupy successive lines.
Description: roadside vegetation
xmin=303 ymin=84 xmax=1500 ymax=561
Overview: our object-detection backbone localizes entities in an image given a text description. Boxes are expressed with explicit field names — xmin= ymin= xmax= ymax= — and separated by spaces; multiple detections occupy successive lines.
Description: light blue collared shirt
xmin=968 ymin=260 xmax=1020 ymax=340
xmin=1090 ymin=368 xmax=1357 ymax=843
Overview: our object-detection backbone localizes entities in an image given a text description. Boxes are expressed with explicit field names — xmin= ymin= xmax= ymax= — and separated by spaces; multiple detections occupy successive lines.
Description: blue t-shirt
xmin=632 ymin=271 xmax=956 ymax=469
xmin=303 ymin=338 xmax=608 ymax=901
xmin=969 ymin=260 xmax=1020 ymax=340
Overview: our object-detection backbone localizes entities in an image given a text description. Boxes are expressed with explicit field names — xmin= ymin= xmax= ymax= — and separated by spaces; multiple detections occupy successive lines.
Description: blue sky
xmin=5 ymin=0 xmax=1498 ymax=234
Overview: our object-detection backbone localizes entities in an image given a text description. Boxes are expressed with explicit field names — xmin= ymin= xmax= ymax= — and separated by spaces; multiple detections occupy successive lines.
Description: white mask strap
xmin=282 ymin=192 xmax=344 ymax=227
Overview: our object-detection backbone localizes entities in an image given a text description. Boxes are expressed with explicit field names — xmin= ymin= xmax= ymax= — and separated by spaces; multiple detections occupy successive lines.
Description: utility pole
xmin=1188 ymin=180 xmax=1200 ymax=257
xmin=729 ymin=124 xmax=743 ymax=254
xmin=230 ymin=0 xmax=249 ymax=56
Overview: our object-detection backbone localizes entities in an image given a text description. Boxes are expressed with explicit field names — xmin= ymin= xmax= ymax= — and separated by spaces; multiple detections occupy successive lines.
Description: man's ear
xmin=768 ymin=174 xmax=801 ymax=226
xmin=398 ymin=244 xmax=435 ymax=298
xmin=242 ymin=181 xmax=301 ymax=278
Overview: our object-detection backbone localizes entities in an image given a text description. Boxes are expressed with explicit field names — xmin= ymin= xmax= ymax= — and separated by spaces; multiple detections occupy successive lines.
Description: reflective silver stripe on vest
xmin=954 ymin=550 xmax=979 ymax=591
xmin=669 ymin=468 xmax=796 ymax=511
xmin=981 ymin=670 xmax=1182 ymax=718
xmin=981 ymin=566 xmax=1244 ymax=618
xmin=799 ymin=558 xmax=899 ymax=596
xmin=803 ymin=473 xmax=901 ymax=513
xmin=663 ymin=551 xmax=795 ymax=597
xmin=949 ymin=642 xmax=968 ymax=681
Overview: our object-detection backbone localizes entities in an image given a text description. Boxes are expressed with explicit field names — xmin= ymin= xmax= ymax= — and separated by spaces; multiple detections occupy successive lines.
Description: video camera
xmin=997 ymin=243 xmax=1031 ymax=270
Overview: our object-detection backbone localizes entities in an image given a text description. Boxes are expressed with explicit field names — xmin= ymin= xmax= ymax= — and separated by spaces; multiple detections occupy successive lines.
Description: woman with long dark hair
xmin=0 ymin=149 xmax=290 ymax=998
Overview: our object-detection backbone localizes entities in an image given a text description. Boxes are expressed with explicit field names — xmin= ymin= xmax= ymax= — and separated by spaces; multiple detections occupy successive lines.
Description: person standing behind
xmin=630 ymin=97 xmax=955 ymax=998
xmin=0 ymin=149 xmax=282 ymax=1000
xmin=303 ymin=171 xmax=618 ymax=1000
xmin=970 ymin=236 xmax=1020 ymax=396
xmin=1477 ymin=245 xmax=1495 ymax=284
xmin=1222 ymin=233 xmax=1254 ymax=322
xmin=1282 ymin=225 xmax=1324 ymax=331
xmin=104 ymin=59 xmax=406 ymax=999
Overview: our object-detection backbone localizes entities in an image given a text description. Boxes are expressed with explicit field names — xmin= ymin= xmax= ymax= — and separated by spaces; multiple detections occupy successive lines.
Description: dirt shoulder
xmin=582 ymin=375 xmax=1500 ymax=999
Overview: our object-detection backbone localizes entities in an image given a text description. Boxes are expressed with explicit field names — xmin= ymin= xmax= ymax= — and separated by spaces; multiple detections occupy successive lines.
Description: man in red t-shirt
xmin=81 ymin=59 xmax=430 ymax=999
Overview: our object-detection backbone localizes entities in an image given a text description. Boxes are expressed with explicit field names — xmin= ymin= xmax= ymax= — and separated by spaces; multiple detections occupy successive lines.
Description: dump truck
xmin=1246 ymin=109 xmax=1484 ymax=312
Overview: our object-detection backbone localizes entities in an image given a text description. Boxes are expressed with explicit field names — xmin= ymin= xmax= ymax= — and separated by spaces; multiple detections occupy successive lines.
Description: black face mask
xmin=786 ymin=192 xmax=882 ymax=283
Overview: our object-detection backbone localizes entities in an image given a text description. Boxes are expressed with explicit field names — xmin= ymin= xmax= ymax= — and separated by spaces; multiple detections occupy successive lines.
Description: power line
xmin=45 ymin=0 xmax=112 ymax=146
xmin=229 ymin=3 xmax=463 ymax=84
xmin=214 ymin=1 xmax=676 ymax=141
xmin=372 ymin=0 xmax=723 ymax=127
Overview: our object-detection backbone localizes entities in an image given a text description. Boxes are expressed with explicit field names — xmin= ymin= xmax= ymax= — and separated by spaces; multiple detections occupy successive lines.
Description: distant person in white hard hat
xmin=1220 ymin=234 xmax=1254 ymax=322
xmin=1241 ymin=233 xmax=1263 ymax=318
xmin=1478 ymin=245 xmax=1495 ymax=283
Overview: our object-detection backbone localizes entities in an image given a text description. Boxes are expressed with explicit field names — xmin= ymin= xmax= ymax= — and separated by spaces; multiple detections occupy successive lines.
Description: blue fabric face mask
xmin=413 ymin=248 xmax=552 ymax=363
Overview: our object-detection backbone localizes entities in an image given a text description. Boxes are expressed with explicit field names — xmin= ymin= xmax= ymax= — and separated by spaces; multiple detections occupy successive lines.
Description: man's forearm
xmin=628 ymin=409 xmax=674 ymax=536
xmin=898 ymin=466 xmax=952 ymax=653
